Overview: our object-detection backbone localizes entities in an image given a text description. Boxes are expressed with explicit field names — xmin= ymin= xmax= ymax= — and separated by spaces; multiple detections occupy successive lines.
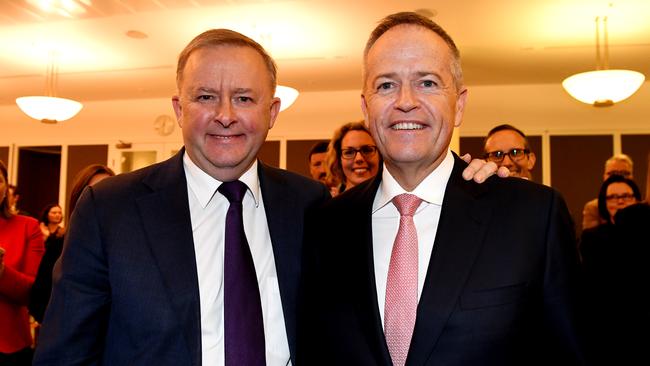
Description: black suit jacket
xmin=299 ymin=155 xmax=584 ymax=365
xmin=33 ymin=150 xmax=330 ymax=366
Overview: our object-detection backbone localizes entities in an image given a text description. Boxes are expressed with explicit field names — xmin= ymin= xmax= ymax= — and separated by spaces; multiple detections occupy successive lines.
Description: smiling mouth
xmin=391 ymin=122 xmax=424 ymax=130
xmin=210 ymin=134 xmax=242 ymax=140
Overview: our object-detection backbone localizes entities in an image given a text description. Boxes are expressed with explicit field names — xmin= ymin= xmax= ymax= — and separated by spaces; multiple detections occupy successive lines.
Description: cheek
xmin=341 ymin=158 xmax=353 ymax=172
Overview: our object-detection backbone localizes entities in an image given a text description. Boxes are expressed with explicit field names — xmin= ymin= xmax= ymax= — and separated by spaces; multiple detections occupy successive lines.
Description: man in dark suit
xmin=33 ymin=29 xmax=330 ymax=366
xmin=299 ymin=12 xmax=584 ymax=366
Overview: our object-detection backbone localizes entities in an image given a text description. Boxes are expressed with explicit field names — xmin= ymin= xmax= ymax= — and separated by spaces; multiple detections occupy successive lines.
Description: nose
xmin=498 ymin=154 xmax=517 ymax=170
xmin=353 ymin=151 xmax=367 ymax=163
xmin=215 ymin=99 xmax=236 ymax=127
xmin=396 ymin=86 xmax=417 ymax=112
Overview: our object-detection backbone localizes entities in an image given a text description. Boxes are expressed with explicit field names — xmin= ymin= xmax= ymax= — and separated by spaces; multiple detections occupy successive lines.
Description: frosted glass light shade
xmin=275 ymin=85 xmax=299 ymax=111
xmin=16 ymin=96 xmax=83 ymax=123
xmin=562 ymin=70 xmax=645 ymax=106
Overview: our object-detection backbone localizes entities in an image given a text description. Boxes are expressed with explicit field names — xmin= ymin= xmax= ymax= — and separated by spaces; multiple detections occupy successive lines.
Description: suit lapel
xmin=136 ymin=150 xmax=202 ymax=366
xmin=407 ymin=156 xmax=492 ymax=366
xmin=351 ymin=173 xmax=395 ymax=365
xmin=258 ymin=163 xmax=302 ymax=363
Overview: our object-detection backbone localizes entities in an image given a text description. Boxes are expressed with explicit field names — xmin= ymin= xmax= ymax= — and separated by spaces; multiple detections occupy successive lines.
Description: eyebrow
xmin=232 ymin=88 xmax=253 ymax=94
xmin=373 ymin=71 xmax=442 ymax=82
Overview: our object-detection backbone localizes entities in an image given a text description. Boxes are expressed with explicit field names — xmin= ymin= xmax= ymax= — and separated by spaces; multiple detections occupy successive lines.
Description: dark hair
xmin=308 ymin=141 xmax=329 ymax=161
xmin=0 ymin=160 xmax=14 ymax=219
xmin=176 ymin=29 xmax=277 ymax=92
xmin=40 ymin=203 xmax=61 ymax=225
xmin=68 ymin=164 xmax=115 ymax=220
xmin=325 ymin=121 xmax=373 ymax=186
xmin=597 ymin=175 xmax=642 ymax=224
xmin=364 ymin=11 xmax=462 ymax=91
xmin=484 ymin=124 xmax=531 ymax=151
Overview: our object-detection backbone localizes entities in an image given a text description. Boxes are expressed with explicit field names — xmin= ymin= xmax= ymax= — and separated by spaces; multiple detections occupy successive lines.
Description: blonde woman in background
xmin=326 ymin=121 xmax=381 ymax=196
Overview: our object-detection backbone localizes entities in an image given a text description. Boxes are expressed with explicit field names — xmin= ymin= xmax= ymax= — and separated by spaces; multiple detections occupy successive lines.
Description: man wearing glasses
xmin=483 ymin=124 xmax=536 ymax=180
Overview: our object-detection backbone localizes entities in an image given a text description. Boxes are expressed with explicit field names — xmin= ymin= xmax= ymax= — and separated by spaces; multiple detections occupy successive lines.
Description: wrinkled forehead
xmin=180 ymin=44 xmax=275 ymax=91
xmin=363 ymin=25 xmax=454 ymax=78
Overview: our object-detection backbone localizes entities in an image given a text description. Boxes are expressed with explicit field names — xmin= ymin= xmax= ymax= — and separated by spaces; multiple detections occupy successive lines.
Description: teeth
xmin=392 ymin=122 xmax=423 ymax=130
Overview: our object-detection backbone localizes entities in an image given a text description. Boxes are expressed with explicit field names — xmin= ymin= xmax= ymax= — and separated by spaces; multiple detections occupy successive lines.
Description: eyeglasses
xmin=605 ymin=193 xmax=636 ymax=202
xmin=605 ymin=170 xmax=632 ymax=178
xmin=484 ymin=148 xmax=530 ymax=163
xmin=341 ymin=145 xmax=378 ymax=160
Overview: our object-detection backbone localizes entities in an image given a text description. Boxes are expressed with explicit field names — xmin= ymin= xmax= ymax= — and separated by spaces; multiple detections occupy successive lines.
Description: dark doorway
xmin=17 ymin=146 xmax=62 ymax=219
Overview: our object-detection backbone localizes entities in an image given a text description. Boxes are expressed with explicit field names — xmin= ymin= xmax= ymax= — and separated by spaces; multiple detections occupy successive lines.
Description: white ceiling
xmin=1 ymin=0 xmax=649 ymax=106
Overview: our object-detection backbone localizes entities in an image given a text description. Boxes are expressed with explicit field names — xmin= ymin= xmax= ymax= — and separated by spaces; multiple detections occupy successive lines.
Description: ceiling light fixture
xmin=27 ymin=0 xmax=88 ymax=18
xmin=562 ymin=16 xmax=645 ymax=107
xmin=275 ymin=85 xmax=299 ymax=112
xmin=16 ymin=51 xmax=83 ymax=124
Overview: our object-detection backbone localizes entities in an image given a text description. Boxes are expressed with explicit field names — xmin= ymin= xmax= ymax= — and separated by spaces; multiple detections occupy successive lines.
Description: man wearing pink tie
xmin=299 ymin=12 xmax=585 ymax=366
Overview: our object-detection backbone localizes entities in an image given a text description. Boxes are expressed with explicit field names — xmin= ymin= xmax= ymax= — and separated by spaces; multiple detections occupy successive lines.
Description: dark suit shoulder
xmin=259 ymin=163 xmax=331 ymax=202
xmin=472 ymin=172 xmax=560 ymax=206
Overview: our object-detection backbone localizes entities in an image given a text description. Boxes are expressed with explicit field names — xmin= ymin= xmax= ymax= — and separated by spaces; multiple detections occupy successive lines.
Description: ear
xmin=526 ymin=151 xmax=536 ymax=170
xmin=171 ymin=96 xmax=183 ymax=127
xmin=268 ymin=96 xmax=281 ymax=130
xmin=360 ymin=94 xmax=370 ymax=128
xmin=453 ymin=88 xmax=468 ymax=128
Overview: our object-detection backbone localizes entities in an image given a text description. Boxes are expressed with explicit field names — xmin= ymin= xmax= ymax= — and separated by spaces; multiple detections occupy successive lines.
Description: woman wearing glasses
xmin=579 ymin=174 xmax=643 ymax=365
xmin=325 ymin=121 xmax=380 ymax=196
xmin=580 ymin=174 xmax=641 ymax=262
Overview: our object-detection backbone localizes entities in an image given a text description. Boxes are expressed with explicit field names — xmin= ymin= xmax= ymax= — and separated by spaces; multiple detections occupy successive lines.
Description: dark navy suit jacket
xmin=299 ymin=154 xmax=585 ymax=365
xmin=33 ymin=149 xmax=329 ymax=365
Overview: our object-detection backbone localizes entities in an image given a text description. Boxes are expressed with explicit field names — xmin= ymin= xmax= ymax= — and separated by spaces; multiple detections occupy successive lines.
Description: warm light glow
xmin=27 ymin=0 xmax=88 ymax=18
xmin=275 ymin=85 xmax=299 ymax=112
xmin=562 ymin=70 xmax=645 ymax=106
xmin=16 ymin=96 xmax=83 ymax=123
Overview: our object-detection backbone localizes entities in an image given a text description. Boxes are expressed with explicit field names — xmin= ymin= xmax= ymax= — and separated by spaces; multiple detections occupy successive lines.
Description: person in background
xmin=38 ymin=204 xmax=65 ymax=242
xmin=325 ymin=121 xmax=381 ymax=196
xmin=578 ymin=175 xmax=643 ymax=365
xmin=579 ymin=174 xmax=641 ymax=263
xmin=29 ymin=164 xmax=115 ymax=323
xmin=483 ymin=124 xmax=536 ymax=180
xmin=299 ymin=12 xmax=583 ymax=365
xmin=7 ymin=185 xmax=30 ymax=217
xmin=308 ymin=141 xmax=329 ymax=183
xmin=0 ymin=160 xmax=45 ymax=366
xmin=66 ymin=164 xmax=116 ymax=222
xmin=582 ymin=154 xmax=633 ymax=230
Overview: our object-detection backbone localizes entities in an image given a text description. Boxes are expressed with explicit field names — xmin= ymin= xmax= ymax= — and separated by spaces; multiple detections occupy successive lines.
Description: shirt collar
xmin=183 ymin=152 xmax=260 ymax=208
xmin=373 ymin=149 xmax=454 ymax=213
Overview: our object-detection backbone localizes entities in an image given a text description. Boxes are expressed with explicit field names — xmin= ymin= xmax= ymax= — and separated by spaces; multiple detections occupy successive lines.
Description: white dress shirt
xmin=183 ymin=153 xmax=291 ymax=366
xmin=372 ymin=149 xmax=454 ymax=326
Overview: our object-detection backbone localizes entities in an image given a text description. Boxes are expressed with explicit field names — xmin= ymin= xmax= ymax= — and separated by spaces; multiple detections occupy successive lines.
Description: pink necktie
xmin=385 ymin=193 xmax=422 ymax=366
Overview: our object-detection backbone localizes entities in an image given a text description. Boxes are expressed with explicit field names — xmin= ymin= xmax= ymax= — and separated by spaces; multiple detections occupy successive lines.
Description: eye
xmin=377 ymin=82 xmax=394 ymax=91
xmin=235 ymin=96 xmax=253 ymax=103
xmin=421 ymin=80 xmax=437 ymax=87
xmin=197 ymin=95 xmax=214 ymax=101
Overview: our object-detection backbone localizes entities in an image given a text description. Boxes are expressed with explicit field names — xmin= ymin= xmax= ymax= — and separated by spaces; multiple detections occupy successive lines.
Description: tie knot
xmin=218 ymin=180 xmax=248 ymax=203
xmin=393 ymin=193 xmax=421 ymax=217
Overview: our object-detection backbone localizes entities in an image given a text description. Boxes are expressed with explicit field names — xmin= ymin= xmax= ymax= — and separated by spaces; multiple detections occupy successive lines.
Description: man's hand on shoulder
xmin=461 ymin=153 xmax=510 ymax=183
